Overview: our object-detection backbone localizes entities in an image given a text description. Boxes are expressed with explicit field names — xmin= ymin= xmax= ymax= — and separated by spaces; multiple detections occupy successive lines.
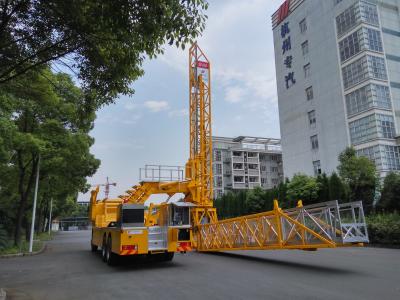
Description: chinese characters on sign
xmin=281 ymin=22 xmax=295 ymax=89
xmin=197 ymin=60 xmax=209 ymax=83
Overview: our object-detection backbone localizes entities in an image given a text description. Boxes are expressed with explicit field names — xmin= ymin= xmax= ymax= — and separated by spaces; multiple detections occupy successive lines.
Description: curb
xmin=366 ymin=244 xmax=400 ymax=249
xmin=0 ymin=243 xmax=47 ymax=259
xmin=0 ymin=288 xmax=6 ymax=300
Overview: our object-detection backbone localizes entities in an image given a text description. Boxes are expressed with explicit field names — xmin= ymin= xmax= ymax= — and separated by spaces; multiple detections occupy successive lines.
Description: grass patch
xmin=0 ymin=231 xmax=54 ymax=255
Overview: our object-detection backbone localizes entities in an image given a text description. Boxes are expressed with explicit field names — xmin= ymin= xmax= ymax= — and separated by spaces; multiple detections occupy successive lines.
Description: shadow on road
xmin=203 ymin=252 xmax=361 ymax=275
xmin=90 ymin=250 xmax=182 ymax=272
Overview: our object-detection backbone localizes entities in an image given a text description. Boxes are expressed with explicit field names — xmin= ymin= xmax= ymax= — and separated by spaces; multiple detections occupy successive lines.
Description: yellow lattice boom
xmin=197 ymin=200 xmax=368 ymax=251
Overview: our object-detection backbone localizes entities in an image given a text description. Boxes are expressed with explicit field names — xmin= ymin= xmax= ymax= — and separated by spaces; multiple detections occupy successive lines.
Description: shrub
xmin=0 ymin=224 xmax=9 ymax=250
xmin=366 ymin=213 xmax=400 ymax=245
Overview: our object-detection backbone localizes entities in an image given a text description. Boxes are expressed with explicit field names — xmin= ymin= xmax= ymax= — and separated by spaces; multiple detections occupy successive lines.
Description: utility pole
xmin=29 ymin=154 xmax=40 ymax=253
xmin=48 ymin=198 xmax=53 ymax=235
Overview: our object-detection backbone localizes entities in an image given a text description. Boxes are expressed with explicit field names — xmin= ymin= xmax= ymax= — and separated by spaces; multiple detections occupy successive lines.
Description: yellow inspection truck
xmin=89 ymin=187 xmax=193 ymax=265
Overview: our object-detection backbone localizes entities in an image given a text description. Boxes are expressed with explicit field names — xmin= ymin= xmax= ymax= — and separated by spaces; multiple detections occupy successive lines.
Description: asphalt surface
xmin=0 ymin=230 xmax=399 ymax=300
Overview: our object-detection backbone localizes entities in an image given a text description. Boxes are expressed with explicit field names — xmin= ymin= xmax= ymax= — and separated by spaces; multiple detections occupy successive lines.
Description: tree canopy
xmin=377 ymin=172 xmax=400 ymax=212
xmin=286 ymin=173 xmax=320 ymax=206
xmin=0 ymin=67 xmax=100 ymax=245
xmin=0 ymin=0 xmax=209 ymax=107
xmin=338 ymin=147 xmax=377 ymax=212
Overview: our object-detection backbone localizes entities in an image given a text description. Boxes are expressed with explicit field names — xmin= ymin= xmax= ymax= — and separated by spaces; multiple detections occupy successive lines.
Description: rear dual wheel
xmin=101 ymin=235 xmax=107 ymax=262
xmin=154 ymin=252 xmax=174 ymax=262
xmin=90 ymin=230 xmax=98 ymax=252
xmin=105 ymin=235 xmax=118 ymax=265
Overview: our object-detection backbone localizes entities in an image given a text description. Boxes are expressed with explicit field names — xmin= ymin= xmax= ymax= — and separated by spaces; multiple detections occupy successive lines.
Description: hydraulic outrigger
xmin=89 ymin=43 xmax=369 ymax=265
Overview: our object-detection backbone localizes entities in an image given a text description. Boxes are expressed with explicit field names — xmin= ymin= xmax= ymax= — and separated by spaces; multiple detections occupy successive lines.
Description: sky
xmin=78 ymin=0 xmax=283 ymax=202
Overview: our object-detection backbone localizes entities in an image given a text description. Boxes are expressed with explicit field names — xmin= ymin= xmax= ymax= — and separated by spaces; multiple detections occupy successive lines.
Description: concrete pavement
xmin=0 ymin=230 xmax=399 ymax=300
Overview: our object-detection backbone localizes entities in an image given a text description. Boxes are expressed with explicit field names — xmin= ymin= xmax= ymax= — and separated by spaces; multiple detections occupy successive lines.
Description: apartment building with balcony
xmin=212 ymin=136 xmax=283 ymax=199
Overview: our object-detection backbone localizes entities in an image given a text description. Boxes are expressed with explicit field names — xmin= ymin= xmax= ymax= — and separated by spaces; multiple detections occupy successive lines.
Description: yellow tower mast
xmin=185 ymin=43 xmax=217 ymax=225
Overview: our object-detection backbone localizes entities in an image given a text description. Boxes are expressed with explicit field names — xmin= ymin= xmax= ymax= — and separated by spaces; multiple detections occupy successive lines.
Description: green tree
xmin=0 ymin=0 xmax=208 ymax=106
xmin=0 ymin=68 xmax=100 ymax=245
xmin=316 ymin=173 xmax=330 ymax=202
xmin=0 ymin=224 xmax=9 ymax=250
xmin=286 ymin=174 xmax=320 ymax=206
xmin=377 ymin=172 xmax=400 ymax=212
xmin=246 ymin=187 xmax=265 ymax=214
xmin=329 ymin=172 xmax=347 ymax=202
xmin=338 ymin=147 xmax=377 ymax=212
xmin=277 ymin=180 xmax=288 ymax=208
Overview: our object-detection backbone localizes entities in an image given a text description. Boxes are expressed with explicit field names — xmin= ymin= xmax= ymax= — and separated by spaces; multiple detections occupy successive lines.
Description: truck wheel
xmin=155 ymin=252 xmax=174 ymax=262
xmin=101 ymin=235 xmax=107 ymax=262
xmin=164 ymin=252 xmax=174 ymax=261
xmin=106 ymin=236 xmax=118 ymax=266
xmin=91 ymin=243 xmax=98 ymax=252
xmin=91 ymin=230 xmax=98 ymax=252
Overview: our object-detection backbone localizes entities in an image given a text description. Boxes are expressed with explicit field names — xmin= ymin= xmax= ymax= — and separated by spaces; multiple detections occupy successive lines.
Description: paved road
xmin=0 ymin=230 xmax=399 ymax=300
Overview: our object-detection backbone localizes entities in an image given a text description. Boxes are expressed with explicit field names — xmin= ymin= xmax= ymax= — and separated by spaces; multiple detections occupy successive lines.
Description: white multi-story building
xmin=272 ymin=0 xmax=400 ymax=178
xmin=212 ymin=136 xmax=283 ymax=199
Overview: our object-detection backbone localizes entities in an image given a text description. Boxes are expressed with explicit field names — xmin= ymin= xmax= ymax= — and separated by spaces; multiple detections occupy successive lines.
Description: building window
xmin=302 ymin=40 xmax=309 ymax=56
xmin=233 ymin=163 xmax=243 ymax=170
xmin=364 ymin=28 xmax=383 ymax=52
xmin=339 ymin=27 xmax=383 ymax=62
xmin=261 ymin=165 xmax=266 ymax=171
xmin=349 ymin=113 xmax=396 ymax=145
xmin=304 ymin=63 xmax=311 ymax=78
xmin=271 ymin=167 xmax=278 ymax=173
xmin=306 ymin=86 xmax=314 ymax=100
xmin=248 ymin=164 xmax=258 ymax=170
xmin=339 ymin=30 xmax=361 ymax=62
xmin=214 ymin=163 xmax=222 ymax=175
xmin=311 ymin=135 xmax=319 ymax=150
xmin=214 ymin=176 xmax=223 ymax=188
xmin=342 ymin=55 xmax=387 ymax=90
xmin=342 ymin=56 xmax=369 ymax=89
xmin=368 ymin=55 xmax=387 ymax=80
xmin=345 ymin=84 xmax=392 ymax=116
xmin=213 ymin=150 xmax=222 ymax=162
xmin=308 ymin=110 xmax=316 ymax=127
xmin=313 ymin=160 xmax=322 ymax=176
xmin=299 ymin=18 xmax=307 ymax=33
xmin=249 ymin=176 xmax=259 ymax=183
xmin=360 ymin=1 xmax=379 ymax=26
xmin=336 ymin=3 xmax=359 ymax=37
xmin=234 ymin=176 xmax=244 ymax=183
xmin=232 ymin=151 xmax=242 ymax=157
xmin=378 ymin=114 xmax=396 ymax=139
xmin=357 ymin=145 xmax=400 ymax=171
xmin=336 ymin=2 xmax=379 ymax=37
xmin=247 ymin=152 xmax=257 ymax=158
xmin=261 ymin=178 xmax=266 ymax=184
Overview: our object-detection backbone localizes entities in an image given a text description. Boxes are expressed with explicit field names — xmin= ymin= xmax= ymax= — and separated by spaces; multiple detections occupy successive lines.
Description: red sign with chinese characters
xmin=277 ymin=0 xmax=291 ymax=25
xmin=197 ymin=61 xmax=209 ymax=69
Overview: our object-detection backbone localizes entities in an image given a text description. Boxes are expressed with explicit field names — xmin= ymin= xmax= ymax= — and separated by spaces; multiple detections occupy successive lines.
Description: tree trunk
xmin=14 ymin=153 xmax=38 ymax=246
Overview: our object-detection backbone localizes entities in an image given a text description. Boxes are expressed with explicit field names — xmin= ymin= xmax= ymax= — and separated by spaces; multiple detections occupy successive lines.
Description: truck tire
xmin=106 ymin=235 xmax=118 ymax=266
xmin=164 ymin=252 xmax=174 ymax=261
xmin=91 ymin=230 xmax=98 ymax=252
xmin=101 ymin=235 xmax=107 ymax=262
xmin=154 ymin=252 xmax=174 ymax=262
xmin=91 ymin=243 xmax=98 ymax=252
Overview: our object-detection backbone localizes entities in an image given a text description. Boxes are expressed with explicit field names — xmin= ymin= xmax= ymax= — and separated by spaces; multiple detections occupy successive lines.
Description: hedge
xmin=366 ymin=213 xmax=400 ymax=246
